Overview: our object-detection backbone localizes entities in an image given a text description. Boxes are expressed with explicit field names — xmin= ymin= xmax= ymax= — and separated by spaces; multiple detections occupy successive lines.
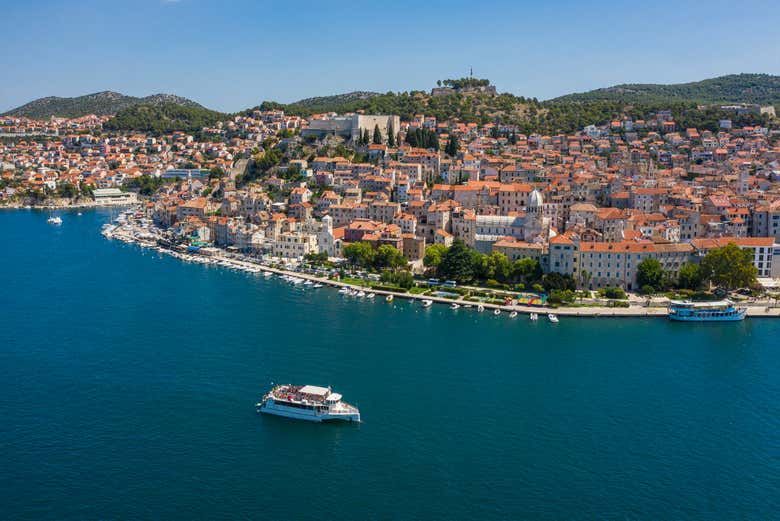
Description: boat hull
xmin=258 ymin=401 xmax=360 ymax=423
xmin=669 ymin=312 xmax=746 ymax=322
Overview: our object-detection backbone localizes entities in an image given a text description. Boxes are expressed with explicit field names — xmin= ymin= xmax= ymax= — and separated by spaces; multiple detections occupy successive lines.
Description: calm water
xmin=1 ymin=209 xmax=779 ymax=520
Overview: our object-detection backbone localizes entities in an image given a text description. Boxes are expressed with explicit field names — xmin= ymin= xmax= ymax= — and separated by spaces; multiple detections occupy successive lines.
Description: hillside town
xmin=4 ymin=101 xmax=780 ymax=296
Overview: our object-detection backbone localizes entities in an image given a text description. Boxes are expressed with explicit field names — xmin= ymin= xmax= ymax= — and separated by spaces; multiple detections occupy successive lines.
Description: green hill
xmin=290 ymin=91 xmax=381 ymax=109
xmin=260 ymin=89 xmax=537 ymax=125
xmin=2 ymin=91 xmax=204 ymax=119
xmin=551 ymin=74 xmax=780 ymax=105
xmin=103 ymin=103 xmax=226 ymax=133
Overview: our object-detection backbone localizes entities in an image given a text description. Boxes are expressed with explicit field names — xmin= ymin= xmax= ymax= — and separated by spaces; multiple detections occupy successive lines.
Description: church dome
xmin=528 ymin=189 xmax=543 ymax=208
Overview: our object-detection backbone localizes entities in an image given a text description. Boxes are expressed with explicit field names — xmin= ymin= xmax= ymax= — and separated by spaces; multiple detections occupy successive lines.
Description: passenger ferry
xmin=257 ymin=384 xmax=360 ymax=422
xmin=668 ymin=300 xmax=747 ymax=322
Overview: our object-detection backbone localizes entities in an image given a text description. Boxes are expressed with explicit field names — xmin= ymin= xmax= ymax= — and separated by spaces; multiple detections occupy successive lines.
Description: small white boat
xmin=421 ymin=299 xmax=433 ymax=308
xmin=313 ymin=283 xmax=324 ymax=288
xmin=338 ymin=288 xmax=350 ymax=294
xmin=450 ymin=303 xmax=460 ymax=310
xmin=477 ymin=305 xmax=485 ymax=312
xmin=367 ymin=292 xmax=376 ymax=299
xmin=509 ymin=311 xmax=518 ymax=318
xmin=264 ymin=272 xmax=273 ymax=277
xmin=464 ymin=304 xmax=473 ymax=309
xmin=493 ymin=308 xmax=501 ymax=316
xmin=77 ymin=212 xmax=82 ymax=216
xmin=385 ymin=295 xmax=394 ymax=302
xmin=548 ymin=313 xmax=559 ymax=323
xmin=530 ymin=313 xmax=539 ymax=321
xmin=47 ymin=216 xmax=62 ymax=225
xmin=356 ymin=291 xmax=366 ymax=298
xmin=304 ymin=280 xmax=314 ymax=286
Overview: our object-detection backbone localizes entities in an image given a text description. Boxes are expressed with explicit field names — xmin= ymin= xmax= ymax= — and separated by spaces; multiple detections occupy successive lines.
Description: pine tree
xmin=373 ymin=124 xmax=382 ymax=144
xmin=361 ymin=128 xmax=370 ymax=145
xmin=387 ymin=123 xmax=395 ymax=147
xmin=446 ymin=134 xmax=460 ymax=157
xmin=405 ymin=129 xmax=416 ymax=147
xmin=430 ymin=131 xmax=439 ymax=150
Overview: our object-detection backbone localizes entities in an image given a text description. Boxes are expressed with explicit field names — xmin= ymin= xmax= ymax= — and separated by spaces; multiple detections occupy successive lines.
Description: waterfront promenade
xmin=105 ymin=221 xmax=780 ymax=319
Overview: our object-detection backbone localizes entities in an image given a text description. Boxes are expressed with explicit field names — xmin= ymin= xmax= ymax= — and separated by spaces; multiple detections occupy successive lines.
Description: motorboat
xmin=548 ymin=313 xmax=559 ymax=323
xmin=257 ymin=384 xmax=360 ymax=423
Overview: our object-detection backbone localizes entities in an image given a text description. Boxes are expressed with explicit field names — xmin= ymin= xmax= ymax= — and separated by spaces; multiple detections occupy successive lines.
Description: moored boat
xmin=450 ymin=303 xmax=460 ymax=310
xmin=668 ymin=300 xmax=746 ymax=322
xmin=509 ymin=311 xmax=518 ymax=318
xmin=257 ymin=384 xmax=360 ymax=422
xmin=385 ymin=294 xmax=394 ymax=302
xmin=548 ymin=313 xmax=559 ymax=323
xmin=530 ymin=313 xmax=539 ymax=321
xmin=47 ymin=216 xmax=62 ymax=225
xmin=421 ymin=299 xmax=433 ymax=308
xmin=493 ymin=308 xmax=501 ymax=316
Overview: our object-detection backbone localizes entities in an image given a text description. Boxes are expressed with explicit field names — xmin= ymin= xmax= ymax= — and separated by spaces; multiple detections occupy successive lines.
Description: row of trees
xmin=357 ymin=124 xmax=397 ymax=147
xmin=425 ymin=240 xmax=758 ymax=295
xmin=424 ymin=240 xmax=577 ymax=291
xmin=635 ymin=242 xmax=758 ymax=293
xmin=437 ymin=78 xmax=492 ymax=89
xmin=444 ymin=134 xmax=460 ymax=157
xmin=342 ymin=242 xmax=408 ymax=270
xmin=404 ymin=128 xmax=439 ymax=149
xmin=339 ymin=240 xmax=757 ymax=298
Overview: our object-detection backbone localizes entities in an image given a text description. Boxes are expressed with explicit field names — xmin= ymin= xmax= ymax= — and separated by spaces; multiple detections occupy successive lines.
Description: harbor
xmin=3 ymin=207 xmax=779 ymax=520
xmin=102 ymin=208 xmax=780 ymax=319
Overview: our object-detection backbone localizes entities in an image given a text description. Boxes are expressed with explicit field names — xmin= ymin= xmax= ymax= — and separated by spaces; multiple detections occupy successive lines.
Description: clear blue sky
xmin=3 ymin=0 xmax=780 ymax=113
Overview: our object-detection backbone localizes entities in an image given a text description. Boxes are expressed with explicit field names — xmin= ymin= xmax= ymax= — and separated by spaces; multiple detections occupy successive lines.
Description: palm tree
xmin=580 ymin=270 xmax=591 ymax=291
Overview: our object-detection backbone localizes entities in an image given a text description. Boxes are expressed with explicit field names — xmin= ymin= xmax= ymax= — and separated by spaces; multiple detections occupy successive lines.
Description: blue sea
xmin=1 ymin=209 xmax=779 ymax=520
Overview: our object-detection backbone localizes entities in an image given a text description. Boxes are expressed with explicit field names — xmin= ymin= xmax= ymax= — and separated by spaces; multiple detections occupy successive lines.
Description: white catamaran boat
xmin=257 ymin=384 xmax=360 ymax=422
xmin=668 ymin=300 xmax=746 ymax=322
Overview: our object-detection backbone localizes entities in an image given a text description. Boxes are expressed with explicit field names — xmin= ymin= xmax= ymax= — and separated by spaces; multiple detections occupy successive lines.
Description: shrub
xmin=548 ymin=289 xmax=576 ymax=306
xmin=600 ymin=286 xmax=627 ymax=300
